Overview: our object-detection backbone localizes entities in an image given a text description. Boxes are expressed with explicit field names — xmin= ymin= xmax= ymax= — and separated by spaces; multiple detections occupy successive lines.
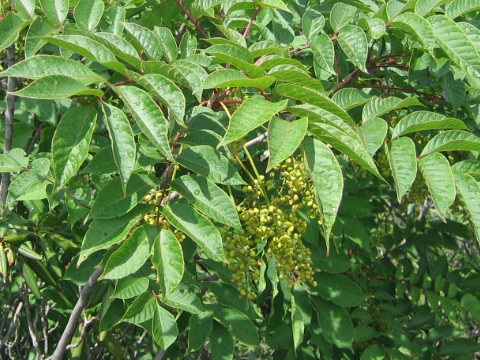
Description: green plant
xmin=1 ymin=0 xmax=480 ymax=359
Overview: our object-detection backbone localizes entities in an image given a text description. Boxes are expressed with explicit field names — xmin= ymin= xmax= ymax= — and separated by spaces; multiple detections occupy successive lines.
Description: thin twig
xmin=243 ymin=4 xmax=261 ymax=38
xmin=21 ymin=288 xmax=42 ymax=359
xmin=49 ymin=268 xmax=104 ymax=360
xmin=1 ymin=44 xmax=16 ymax=203
xmin=174 ymin=0 xmax=208 ymax=38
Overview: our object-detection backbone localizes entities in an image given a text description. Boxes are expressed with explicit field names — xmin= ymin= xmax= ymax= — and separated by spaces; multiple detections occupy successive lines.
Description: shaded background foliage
xmin=1 ymin=0 xmax=480 ymax=359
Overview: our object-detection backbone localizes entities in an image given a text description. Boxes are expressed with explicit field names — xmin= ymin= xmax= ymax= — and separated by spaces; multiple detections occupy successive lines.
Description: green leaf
xmin=361 ymin=345 xmax=385 ymax=360
xmin=209 ymin=304 xmax=259 ymax=346
xmin=115 ymin=85 xmax=173 ymax=162
xmin=101 ymin=224 xmax=157 ymax=280
xmin=170 ymin=175 xmax=240 ymax=228
xmin=16 ymin=0 xmax=35 ymax=19
xmin=392 ymin=111 xmax=467 ymax=139
xmin=429 ymin=15 xmax=480 ymax=80
xmin=304 ymin=137 xmax=343 ymax=251
xmin=267 ymin=116 xmax=308 ymax=171
xmin=259 ymin=56 xmax=309 ymax=72
xmin=90 ymin=174 xmax=156 ymax=219
xmin=330 ymin=3 xmax=357 ymax=32
xmin=11 ymin=76 xmax=103 ymax=99
xmin=136 ymin=74 xmax=186 ymax=127
xmin=439 ymin=339 xmax=480 ymax=357
xmin=419 ymin=153 xmax=456 ymax=218
xmin=259 ymin=0 xmax=291 ymax=12
xmin=88 ymin=32 xmax=142 ymax=69
xmin=179 ymin=31 xmax=197 ymax=58
xmin=102 ymin=103 xmax=136 ymax=188
xmin=268 ymin=69 xmax=324 ymax=92
xmin=453 ymin=172 xmax=480 ymax=242
xmin=451 ymin=160 xmax=480 ymax=180
xmin=337 ymin=25 xmax=368 ymax=73
xmin=0 ymin=13 xmax=29 ymax=52
xmin=291 ymin=294 xmax=305 ymax=352
xmin=204 ymin=281 xmax=254 ymax=316
xmin=332 ymin=88 xmax=371 ymax=111
xmin=0 ymin=148 xmax=28 ymax=173
xmin=52 ymin=106 xmax=96 ymax=189
xmin=162 ymin=201 xmax=225 ymax=262
xmin=275 ymin=83 xmax=354 ymax=126
xmin=314 ymin=272 xmax=365 ymax=307
xmin=302 ymin=9 xmax=325 ymax=39
xmin=123 ymin=292 xmax=156 ymax=324
xmin=153 ymin=27 xmax=178 ymax=63
xmin=151 ymin=303 xmax=179 ymax=348
xmin=420 ymin=130 xmax=480 ymax=156
xmin=164 ymin=286 xmax=205 ymax=314
xmin=362 ymin=96 xmax=422 ymax=123
xmin=79 ymin=205 xmax=151 ymax=264
xmin=176 ymin=145 xmax=246 ymax=185
xmin=8 ymin=158 xmax=50 ymax=202
xmin=308 ymin=123 xmax=383 ymax=181
xmin=0 ymin=55 xmax=103 ymax=84
xmin=205 ymin=44 xmax=263 ymax=78
xmin=312 ymin=297 xmax=354 ymax=349
xmin=249 ymin=40 xmax=285 ymax=58
xmin=446 ymin=0 xmax=480 ymax=19
xmin=218 ymin=98 xmax=287 ymax=148
xmin=74 ymin=0 xmax=104 ymax=31
xmin=113 ymin=277 xmax=149 ymax=299
xmin=415 ymin=0 xmax=443 ymax=16
xmin=360 ymin=117 xmax=388 ymax=155
xmin=189 ymin=311 xmax=214 ymax=351
xmin=388 ymin=137 xmax=417 ymax=202
xmin=152 ymin=229 xmax=184 ymax=295
xmin=211 ymin=322 xmax=234 ymax=360
xmin=202 ymin=69 xmax=275 ymax=90
xmin=122 ymin=22 xmax=163 ymax=60
xmin=391 ymin=12 xmax=435 ymax=51
xmin=310 ymin=33 xmax=336 ymax=75
xmin=22 ymin=262 xmax=41 ymax=299
xmin=40 ymin=0 xmax=68 ymax=26
xmin=442 ymin=73 xmax=466 ymax=111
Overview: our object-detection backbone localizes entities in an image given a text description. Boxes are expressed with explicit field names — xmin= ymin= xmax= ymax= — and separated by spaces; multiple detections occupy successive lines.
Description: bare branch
xmin=49 ymin=268 xmax=103 ymax=360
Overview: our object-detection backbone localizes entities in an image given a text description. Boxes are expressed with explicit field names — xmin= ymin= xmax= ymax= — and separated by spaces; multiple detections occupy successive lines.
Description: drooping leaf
xmin=360 ymin=117 xmax=388 ymax=155
xmin=209 ymin=304 xmax=260 ymax=346
xmin=113 ymin=277 xmax=149 ymax=299
xmin=88 ymin=32 xmax=142 ymax=69
xmin=0 ymin=148 xmax=28 ymax=173
xmin=362 ymin=96 xmax=422 ymax=123
xmin=337 ymin=25 xmax=368 ymax=73
xmin=452 ymin=172 xmax=480 ymax=242
xmin=330 ymin=2 xmax=357 ymax=32
xmin=170 ymin=175 xmax=241 ymax=228
xmin=123 ymin=292 xmax=156 ymax=325
xmin=309 ymin=123 xmax=383 ymax=181
xmin=391 ymin=12 xmax=435 ymax=51
xmin=163 ymin=286 xmax=205 ymax=314
xmin=16 ymin=0 xmax=35 ymax=19
xmin=52 ymin=106 xmax=96 ymax=189
xmin=210 ymin=322 xmax=234 ymax=360
xmin=176 ymin=145 xmax=246 ymax=185
xmin=0 ymin=13 xmax=30 ymax=52
xmin=202 ymin=69 xmax=275 ymax=90
xmin=302 ymin=9 xmax=325 ymax=39
xmin=291 ymin=294 xmax=304 ymax=352
xmin=153 ymin=27 xmax=178 ymax=63
xmin=136 ymin=74 xmax=186 ymax=127
xmin=102 ymin=103 xmax=136 ymax=189
xmin=11 ymin=76 xmax=103 ymax=99
xmin=304 ymin=137 xmax=343 ymax=251
xmin=416 ymin=0 xmax=444 ymax=16
xmin=420 ymin=130 xmax=480 ymax=157
xmin=188 ymin=311 xmax=214 ymax=351
xmin=388 ymin=137 xmax=417 ymax=202
xmin=78 ymin=205 xmax=152 ymax=264
xmin=74 ymin=0 xmax=104 ymax=31
xmin=314 ymin=272 xmax=365 ymax=307
xmin=89 ymin=174 xmax=156 ymax=219
xmin=446 ymin=0 xmax=480 ymax=19
xmin=429 ymin=15 xmax=480 ymax=80
xmin=392 ymin=111 xmax=467 ymax=139
xmin=418 ymin=153 xmax=456 ymax=218
xmin=268 ymin=69 xmax=324 ymax=92
xmin=152 ymin=229 xmax=184 ymax=295
xmin=102 ymin=224 xmax=157 ymax=280
xmin=40 ymin=0 xmax=68 ymax=26
xmin=332 ymin=88 xmax=371 ymax=111
xmin=267 ymin=116 xmax=308 ymax=171
xmin=442 ymin=73 xmax=466 ymax=111
xmin=205 ymin=44 xmax=263 ymax=77
xmin=451 ymin=160 xmax=480 ymax=180
xmin=0 ymin=55 xmax=103 ymax=84
xmin=8 ymin=158 xmax=50 ymax=202
xmin=115 ymin=85 xmax=173 ymax=162
xmin=312 ymin=297 xmax=354 ymax=349
xmin=259 ymin=0 xmax=291 ymax=12
xmin=150 ymin=303 xmax=179 ymax=348
xmin=162 ymin=201 xmax=225 ymax=262
xmin=218 ymin=98 xmax=287 ymax=148
xmin=310 ymin=33 xmax=336 ymax=75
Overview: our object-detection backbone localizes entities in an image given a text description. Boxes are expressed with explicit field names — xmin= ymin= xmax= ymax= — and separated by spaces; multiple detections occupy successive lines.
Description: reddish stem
xmin=175 ymin=0 xmax=208 ymax=39
xmin=222 ymin=100 xmax=243 ymax=104
xmin=243 ymin=5 xmax=261 ymax=38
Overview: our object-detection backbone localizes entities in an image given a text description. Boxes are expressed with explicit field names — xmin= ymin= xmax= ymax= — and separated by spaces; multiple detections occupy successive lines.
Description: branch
xmin=243 ymin=4 xmax=261 ymax=38
xmin=1 ymin=44 xmax=16 ymax=203
xmin=49 ymin=268 xmax=104 ymax=360
xmin=175 ymin=0 xmax=208 ymax=39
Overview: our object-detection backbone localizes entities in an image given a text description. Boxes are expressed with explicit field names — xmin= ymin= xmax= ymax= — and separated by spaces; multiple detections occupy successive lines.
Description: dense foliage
xmin=1 ymin=0 xmax=480 ymax=359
